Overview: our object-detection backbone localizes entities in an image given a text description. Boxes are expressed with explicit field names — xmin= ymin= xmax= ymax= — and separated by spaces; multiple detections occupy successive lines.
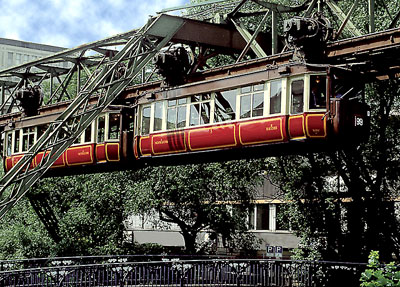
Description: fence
xmin=0 ymin=257 xmax=367 ymax=287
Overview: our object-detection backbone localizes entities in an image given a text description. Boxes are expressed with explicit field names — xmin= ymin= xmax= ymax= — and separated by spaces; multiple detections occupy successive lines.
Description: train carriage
xmin=2 ymin=62 xmax=369 ymax=174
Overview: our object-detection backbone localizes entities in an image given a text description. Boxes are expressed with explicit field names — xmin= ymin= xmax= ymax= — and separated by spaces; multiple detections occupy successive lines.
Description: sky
xmin=0 ymin=0 xmax=190 ymax=48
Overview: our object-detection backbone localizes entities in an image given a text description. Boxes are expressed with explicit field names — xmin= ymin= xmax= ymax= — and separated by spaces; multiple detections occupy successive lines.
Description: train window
xmin=141 ymin=106 xmax=151 ymax=135
xmin=6 ymin=132 xmax=12 ymax=156
xmin=190 ymin=102 xmax=211 ymax=126
xmin=84 ymin=124 xmax=92 ymax=143
xmin=190 ymin=94 xmax=211 ymax=126
xmin=240 ymin=94 xmax=251 ymax=119
xmin=241 ymin=86 xmax=251 ymax=93
xmin=240 ymin=85 xmax=264 ymax=119
xmin=270 ymin=80 xmax=282 ymax=114
xmin=253 ymin=92 xmax=264 ymax=117
xmin=214 ymin=89 xmax=236 ymax=122
xmin=153 ymin=102 xmax=163 ymax=132
xmin=108 ymin=113 xmax=120 ymax=140
xmin=254 ymin=83 xmax=264 ymax=92
xmin=13 ymin=130 xmax=20 ymax=154
xmin=97 ymin=115 xmax=105 ymax=142
xmin=21 ymin=127 xmax=35 ymax=152
xmin=291 ymin=79 xmax=304 ymax=114
xmin=167 ymin=98 xmax=187 ymax=130
xmin=309 ymin=75 xmax=327 ymax=109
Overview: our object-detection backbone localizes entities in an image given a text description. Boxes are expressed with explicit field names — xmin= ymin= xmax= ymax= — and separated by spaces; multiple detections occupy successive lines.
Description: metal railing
xmin=0 ymin=257 xmax=367 ymax=287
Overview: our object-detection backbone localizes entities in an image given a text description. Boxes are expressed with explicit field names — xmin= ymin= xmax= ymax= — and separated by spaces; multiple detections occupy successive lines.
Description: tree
xmin=127 ymin=159 xmax=264 ymax=254
xmin=23 ymin=171 xmax=137 ymax=256
xmin=266 ymin=77 xmax=400 ymax=262
xmin=0 ymin=197 xmax=54 ymax=259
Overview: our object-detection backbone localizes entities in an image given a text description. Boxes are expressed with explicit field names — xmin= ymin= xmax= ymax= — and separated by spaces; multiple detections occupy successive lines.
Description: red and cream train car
xmin=2 ymin=63 xmax=369 ymax=174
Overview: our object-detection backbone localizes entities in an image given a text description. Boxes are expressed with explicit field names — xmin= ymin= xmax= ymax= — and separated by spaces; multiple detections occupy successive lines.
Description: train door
xmin=121 ymin=107 xmax=135 ymax=160
xmin=288 ymin=76 xmax=306 ymax=140
xmin=304 ymin=74 xmax=328 ymax=139
xmin=95 ymin=112 xmax=121 ymax=163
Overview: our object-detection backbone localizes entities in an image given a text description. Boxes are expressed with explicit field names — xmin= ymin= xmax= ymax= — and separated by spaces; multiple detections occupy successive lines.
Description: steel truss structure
xmin=0 ymin=0 xmax=399 ymax=219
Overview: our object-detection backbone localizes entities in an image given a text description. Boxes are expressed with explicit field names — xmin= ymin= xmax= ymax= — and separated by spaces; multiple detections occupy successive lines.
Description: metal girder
xmin=230 ymin=18 xmax=267 ymax=58
xmin=250 ymin=0 xmax=312 ymax=13
xmin=325 ymin=0 xmax=362 ymax=37
xmin=235 ymin=11 xmax=270 ymax=62
xmin=0 ymin=14 xmax=186 ymax=219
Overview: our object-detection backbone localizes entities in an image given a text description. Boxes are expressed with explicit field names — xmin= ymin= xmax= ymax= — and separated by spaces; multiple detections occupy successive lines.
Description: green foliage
xmin=266 ymin=78 xmax=400 ymax=262
xmin=0 ymin=198 xmax=54 ymax=259
xmin=361 ymin=251 xmax=400 ymax=287
xmin=127 ymin=159 xmax=264 ymax=254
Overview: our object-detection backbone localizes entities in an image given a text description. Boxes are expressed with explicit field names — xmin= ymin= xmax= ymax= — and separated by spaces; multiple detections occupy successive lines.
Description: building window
xmin=256 ymin=204 xmax=270 ymax=230
xmin=7 ymin=52 xmax=13 ymax=67
xmin=15 ymin=53 xmax=22 ymax=65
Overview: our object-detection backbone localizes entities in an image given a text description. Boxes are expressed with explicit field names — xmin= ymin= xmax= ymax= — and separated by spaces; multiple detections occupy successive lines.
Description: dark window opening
xmin=309 ymin=75 xmax=327 ymax=109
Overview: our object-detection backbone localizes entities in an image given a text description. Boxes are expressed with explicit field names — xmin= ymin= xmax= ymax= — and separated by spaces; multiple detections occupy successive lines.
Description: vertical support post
xmin=77 ymin=62 xmax=81 ymax=97
xmin=50 ymin=74 xmax=53 ymax=100
xmin=368 ymin=0 xmax=375 ymax=33
xmin=271 ymin=10 xmax=278 ymax=55
xmin=0 ymin=83 xmax=4 ymax=107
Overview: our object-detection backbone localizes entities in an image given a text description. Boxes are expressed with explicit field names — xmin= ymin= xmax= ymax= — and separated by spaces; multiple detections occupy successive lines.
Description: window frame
xmin=238 ymin=83 xmax=265 ymax=120
xmin=189 ymin=94 xmax=212 ymax=127
xmin=307 ymin=73 xmax=328 ymax=112
xmin=21 ymin=127 xmax=37 ymax=153
xmin=289 ymin=76 xmax=305 ymax=115
xmin=166 ymin=97 xmax=188 ymax=131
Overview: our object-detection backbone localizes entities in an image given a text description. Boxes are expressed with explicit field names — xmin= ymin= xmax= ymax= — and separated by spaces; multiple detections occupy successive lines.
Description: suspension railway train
xmin=1 ymin=62 xmax=369 ymax=174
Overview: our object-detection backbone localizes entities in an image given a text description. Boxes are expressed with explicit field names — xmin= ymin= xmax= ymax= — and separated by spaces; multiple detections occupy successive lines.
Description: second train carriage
xmin=2 ymin=63 xmax=369 ymax=174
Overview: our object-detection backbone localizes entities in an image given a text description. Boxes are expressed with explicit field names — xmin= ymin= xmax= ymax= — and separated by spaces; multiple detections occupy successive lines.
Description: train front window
xmin=309 ymin=75 xmax=327 ymax=109
xmin=214 ymin=89 xmax=236 ymax=122
xmin=108 ymin=113 xmax=120 ymax=140
xmin=270 ymin=80 xmax=282 ymax=114
xmin=14 ymin=130 xmax=20 ymax=154
xmin=291 ymin=79 xmax=304 ymax=114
